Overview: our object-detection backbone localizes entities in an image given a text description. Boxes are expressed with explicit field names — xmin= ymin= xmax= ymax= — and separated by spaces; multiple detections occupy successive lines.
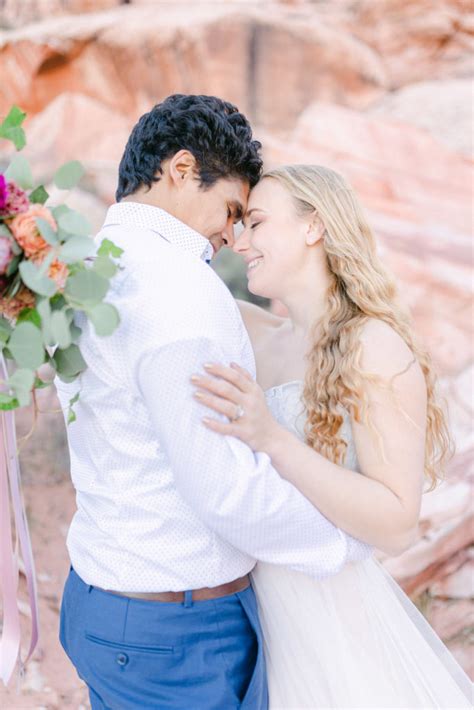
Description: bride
xmin=191 ymin=165 xmax=473 ymax=708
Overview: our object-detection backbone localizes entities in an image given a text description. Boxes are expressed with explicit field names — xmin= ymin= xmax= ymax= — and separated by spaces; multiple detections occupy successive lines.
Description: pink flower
xmin=0 ymin=175 xmax=6 ymax=211
xmin=0 ymin=235 xmax=13 ymax=275
xmin=9 ymin=205 xmax=56 ymax=257
xmin=0 ymin=180 xmax=29 ymax=217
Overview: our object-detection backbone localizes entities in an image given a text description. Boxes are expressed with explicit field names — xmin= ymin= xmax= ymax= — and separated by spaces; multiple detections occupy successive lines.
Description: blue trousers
xmin=59 ymin=567 xmax=268 ymax=709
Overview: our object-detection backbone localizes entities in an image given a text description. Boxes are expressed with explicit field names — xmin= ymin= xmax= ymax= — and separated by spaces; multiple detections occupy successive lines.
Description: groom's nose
xmin=221 ymin=222 xmax=235 ymax=248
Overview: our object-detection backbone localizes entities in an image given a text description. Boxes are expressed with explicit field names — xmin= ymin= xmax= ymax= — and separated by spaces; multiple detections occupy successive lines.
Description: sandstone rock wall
xmin=0 ymin=0 xmax=472 ymax=682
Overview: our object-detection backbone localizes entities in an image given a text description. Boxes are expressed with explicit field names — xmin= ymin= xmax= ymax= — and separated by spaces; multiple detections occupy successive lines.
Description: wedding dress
xmin=251 ymin=381 xmax=473 ymax=709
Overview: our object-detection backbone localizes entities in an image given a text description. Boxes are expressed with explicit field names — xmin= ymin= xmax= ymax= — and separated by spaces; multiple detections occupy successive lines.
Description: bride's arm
xmin=193 ymin=321 xmax=427 ymax=556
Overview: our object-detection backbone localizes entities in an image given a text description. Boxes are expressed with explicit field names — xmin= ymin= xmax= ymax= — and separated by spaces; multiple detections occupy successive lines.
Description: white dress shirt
xmin=55 ymin=202 xmax=370 ymax=592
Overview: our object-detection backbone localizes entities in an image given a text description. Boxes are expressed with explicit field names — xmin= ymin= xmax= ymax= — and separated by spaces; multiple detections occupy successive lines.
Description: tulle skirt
xmin=250 ymin=557 xmax=473 ymax=709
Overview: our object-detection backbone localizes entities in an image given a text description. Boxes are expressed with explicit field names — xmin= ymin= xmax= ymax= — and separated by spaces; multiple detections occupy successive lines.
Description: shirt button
xmin=116 ymin=652 xmax=129 ymax=667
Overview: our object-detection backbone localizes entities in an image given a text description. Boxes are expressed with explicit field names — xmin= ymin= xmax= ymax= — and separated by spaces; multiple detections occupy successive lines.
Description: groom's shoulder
xmin=116 ymin=239 xmax=242 ymax=338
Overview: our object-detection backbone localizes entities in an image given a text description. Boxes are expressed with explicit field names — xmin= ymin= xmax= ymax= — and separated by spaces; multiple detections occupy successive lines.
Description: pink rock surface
xmin=0 ymin=0 xmax=472 ymax=695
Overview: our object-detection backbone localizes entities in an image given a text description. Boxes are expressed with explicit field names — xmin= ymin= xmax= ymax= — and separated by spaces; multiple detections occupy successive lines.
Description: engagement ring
xmin=230 ymin=405 xmax=245 ymax=422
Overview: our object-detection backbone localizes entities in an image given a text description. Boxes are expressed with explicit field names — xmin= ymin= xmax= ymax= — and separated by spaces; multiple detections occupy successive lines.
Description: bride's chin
xmin=247 ymin=280 xmax=275 ymax=300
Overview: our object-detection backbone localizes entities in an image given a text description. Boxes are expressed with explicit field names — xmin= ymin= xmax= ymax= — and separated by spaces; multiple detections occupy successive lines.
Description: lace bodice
xmin=264 ymin=381 xmax=360 ymax=472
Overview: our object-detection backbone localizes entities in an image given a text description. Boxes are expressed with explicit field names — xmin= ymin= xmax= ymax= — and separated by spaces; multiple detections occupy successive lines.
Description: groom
xmin=56 ymin=94 xmax=369 ymax=709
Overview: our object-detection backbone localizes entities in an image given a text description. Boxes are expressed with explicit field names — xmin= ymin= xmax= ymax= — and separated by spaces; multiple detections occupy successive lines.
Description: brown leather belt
xmin=102 ymin=574 xmax=250 ymax=603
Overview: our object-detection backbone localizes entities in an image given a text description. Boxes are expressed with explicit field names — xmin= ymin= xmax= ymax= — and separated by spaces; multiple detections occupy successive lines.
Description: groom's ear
xmin=168 ymin=150 xmax=198 ymax=188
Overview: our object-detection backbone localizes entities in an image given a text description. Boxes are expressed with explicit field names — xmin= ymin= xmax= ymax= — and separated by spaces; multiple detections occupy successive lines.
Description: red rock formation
xmin=0 ymin=0 xmax=472 ymax=694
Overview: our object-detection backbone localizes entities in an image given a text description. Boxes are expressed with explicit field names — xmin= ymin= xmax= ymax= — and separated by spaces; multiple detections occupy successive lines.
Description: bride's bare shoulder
xmin=236 ymin=299 xmax=286 ymax=340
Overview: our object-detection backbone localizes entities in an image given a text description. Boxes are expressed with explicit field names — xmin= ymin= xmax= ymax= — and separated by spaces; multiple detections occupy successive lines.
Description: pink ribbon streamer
xmin=0 ymin=354 xmax=39 ymax=687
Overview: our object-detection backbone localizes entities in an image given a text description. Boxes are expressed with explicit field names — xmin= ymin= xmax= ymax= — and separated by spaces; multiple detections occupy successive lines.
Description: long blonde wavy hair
xmin=263 ymin=164 xmax=452 ymax=489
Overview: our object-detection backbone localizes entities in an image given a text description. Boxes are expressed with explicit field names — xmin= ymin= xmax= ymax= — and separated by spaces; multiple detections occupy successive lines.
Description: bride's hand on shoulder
xmin=191 ymin=362 xmax=281 ymax=451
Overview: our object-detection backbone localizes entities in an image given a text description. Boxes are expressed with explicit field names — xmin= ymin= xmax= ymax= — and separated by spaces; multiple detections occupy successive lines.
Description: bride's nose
xmin=233 ymin=227 xmax=250 ymax=255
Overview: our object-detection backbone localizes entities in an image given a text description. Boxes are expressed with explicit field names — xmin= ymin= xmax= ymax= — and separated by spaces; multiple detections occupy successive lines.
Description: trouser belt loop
xmin=183 ymin=590 xmax=193 ymax=608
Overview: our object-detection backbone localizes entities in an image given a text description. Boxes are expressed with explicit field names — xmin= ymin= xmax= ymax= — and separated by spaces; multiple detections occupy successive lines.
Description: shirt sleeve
xmin=136 ymin=335 xmax=371 ymax=579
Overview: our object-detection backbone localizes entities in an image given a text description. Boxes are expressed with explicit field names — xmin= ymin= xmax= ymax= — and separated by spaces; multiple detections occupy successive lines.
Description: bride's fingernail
xmin=191 ymin=375 xmax=200 ymax=382
xmin=203 ymin=363 xmax=214 ymax=370
xmin=194 ymin=391 xmax=203 ymax=399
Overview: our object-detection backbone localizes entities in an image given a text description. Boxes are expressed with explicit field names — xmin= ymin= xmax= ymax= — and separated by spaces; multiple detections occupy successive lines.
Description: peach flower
xmin=0 ymin=286 xmax=36 ymax=322
xmin=31 ymin=249 xmax=68 ymax=291
xmin=9 ymin=205 xmax=57 ymax=257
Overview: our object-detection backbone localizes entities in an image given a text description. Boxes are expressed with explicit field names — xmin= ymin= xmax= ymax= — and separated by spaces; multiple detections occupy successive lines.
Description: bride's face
xmin=234 ymin=178 xmax=313 ymax=300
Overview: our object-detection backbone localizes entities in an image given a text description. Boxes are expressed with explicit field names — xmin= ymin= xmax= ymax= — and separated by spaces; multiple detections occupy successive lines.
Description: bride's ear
xmin=306 ymin=215 xmax=326 ymax=246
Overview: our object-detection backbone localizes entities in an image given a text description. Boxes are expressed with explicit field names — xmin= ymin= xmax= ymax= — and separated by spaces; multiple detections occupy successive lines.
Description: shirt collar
xmin=103 ymin=202 xmax=214 ymax=263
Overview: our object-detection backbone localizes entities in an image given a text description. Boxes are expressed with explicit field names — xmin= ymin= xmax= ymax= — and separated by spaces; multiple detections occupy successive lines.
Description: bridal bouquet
xmin=0 ymin=105 xmax=122 ymax=687
xmin=0 ymin=105 xmax=122 ymax=421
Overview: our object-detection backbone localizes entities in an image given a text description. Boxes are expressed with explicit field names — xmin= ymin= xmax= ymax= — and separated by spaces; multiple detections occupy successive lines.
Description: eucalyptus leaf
xmin=36 ymin=217 xmax=59 ymax=246
xmin=6 ymin=254 xmax=21 ymax=277
xmin=92 ymin=254 xmax=118 ymax=279
xmin=37 ymin=249 xmax=55 ymax=277
xmin=0 ymin=316 xmax=13 ymax=343
xmin=7 ymin=368 xmax=35 ymax=407
xmin=0 ymin=224 xmax=11 ymax=237
xmin=54 ymin=161 xmax=84 ymax=190
xmin=58 ymin=210 xmax=91 ymax=237
xmin=0 ymin=106 xmax=26 ymax=150
xmin=53 ymin=343 xmax=87 ymax=378
xmin=8 ymin=322 xmax=45 ymax=369
xmin=67 ymin=391 xmax=80 ymax=425
xmin=67 ymin=408 xmax=77 ymax=425
xmin=34 ymin=376 xmax=51 ymax=390
xmin=87 ymin=303 xmax=120 ymax=337
xmin=50 ymin=294 xmax=67 ymax=310
xmin=5 ymin=154 xmax=33 ymax=190
xmin=97 ymin=238 xmax=124 ymax=259
xmin=29 ymin=185 xmax=49 ymax=205
xmin=17 ymin=307 xmax=42 ymax=328
xmin=65 ymin=270 xmax=108 ymax=307
xmin=51 ymin=205 xmax=69 ymax=220
xmin=57 ymin=372 xmax=78 ymax=384
xmin=59 ymin=236 xmax=96 ymax=264
xmin=19 ymin=260 xmax=57 ymax=297
xmin=37 ymin=298 xmax=54 ymax=348
xmin=0 ymin=393 xmax=20 ymax=411
xmin=10 ymin=238 xmax=22 ymax=256
xmin=51 ymin=310 xmax=72 ymax=350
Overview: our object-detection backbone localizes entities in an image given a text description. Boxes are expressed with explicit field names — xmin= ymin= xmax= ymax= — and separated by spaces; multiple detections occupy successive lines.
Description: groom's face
xmin=178 ymin=176 xmax=249 ymax=257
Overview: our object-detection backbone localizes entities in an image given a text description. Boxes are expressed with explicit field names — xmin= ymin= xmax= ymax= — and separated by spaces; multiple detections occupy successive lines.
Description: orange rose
xmin=30 ymin=249 xmax=69 ymax=292
xmin=48 ymin=258 xmax=68 ymax=291
xmin=9 ymin=205 xmax=57 ymax=257
xmin=0 ymin=286 xmax=36 ymax=322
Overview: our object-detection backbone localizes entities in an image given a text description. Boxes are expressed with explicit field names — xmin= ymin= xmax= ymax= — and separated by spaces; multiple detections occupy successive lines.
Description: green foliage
xmin=57 ymin=208 xmax=92 ymax=237
xmin=29 ymin=185 xmax=49 ymax=205
xmin=35 ymin=216 xmax=59 ymax=246
xmin=19 ymin=260 xmax=57 ymax=297
xmin=59 ymin=236 xmax=96 ymax=264
xmin=0 ymin=106 xmax=123 ymax=420
xmin=54 ymin=161 xmax=85 ymax=190
xmin=5 ymin=154 xmax=34 ymax=189
xmin=53 ymin=344 xmax=87 ymax=381
xmin=87 ymin=303 xmax=120 ymax=336
xmin=65 ymin=270 xmax=109 ymax=308
xmin=8 ymin=322 xmax=44 ymax=369
xmin=0 ymin=106 xmax=27 ymax=150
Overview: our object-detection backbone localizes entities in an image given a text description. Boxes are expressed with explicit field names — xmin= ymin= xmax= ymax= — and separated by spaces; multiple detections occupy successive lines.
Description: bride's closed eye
xmin=250 ymin=222 xmax=261 ymax=230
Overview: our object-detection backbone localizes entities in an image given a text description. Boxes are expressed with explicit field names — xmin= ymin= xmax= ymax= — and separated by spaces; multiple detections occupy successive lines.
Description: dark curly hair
xmin=116 ymin=94 xmax=262 ymax=201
